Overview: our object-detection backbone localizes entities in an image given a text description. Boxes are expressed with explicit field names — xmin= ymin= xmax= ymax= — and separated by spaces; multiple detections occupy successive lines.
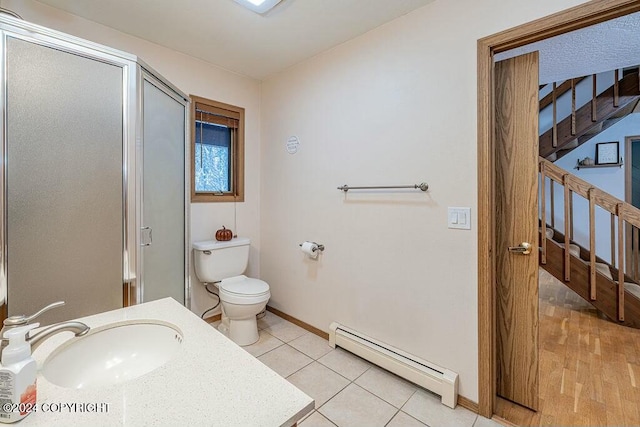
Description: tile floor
xmin=212 ymin=312 xmax=503 ymax=427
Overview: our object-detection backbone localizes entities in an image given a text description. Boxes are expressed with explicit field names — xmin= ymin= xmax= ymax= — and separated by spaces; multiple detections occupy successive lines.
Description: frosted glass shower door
xmin=6 ymin=37 xmax=124 ymax=325
xmin=141 ymin=79 xmax=186 ymax=304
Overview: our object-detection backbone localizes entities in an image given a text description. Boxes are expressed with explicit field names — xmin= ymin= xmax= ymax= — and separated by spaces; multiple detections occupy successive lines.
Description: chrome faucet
xmin=0 ymin=301 xmax=90 ymax=353
xmin=27 ymin=321 xmax=89 ymax=352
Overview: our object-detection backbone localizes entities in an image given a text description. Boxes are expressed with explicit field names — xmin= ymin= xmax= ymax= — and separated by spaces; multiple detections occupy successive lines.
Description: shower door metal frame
xmin=0 ymin=15 xmax=138 ymax=312
xmin=135 ymin=65 xmax=191 ymax=308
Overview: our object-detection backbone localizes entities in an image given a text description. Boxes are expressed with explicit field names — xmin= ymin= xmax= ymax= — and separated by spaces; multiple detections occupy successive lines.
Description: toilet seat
xmin=219 ymin=275 xmax=270 ymax=305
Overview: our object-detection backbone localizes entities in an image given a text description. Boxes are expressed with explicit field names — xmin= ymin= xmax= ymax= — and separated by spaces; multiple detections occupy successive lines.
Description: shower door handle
xmin=141 ymin=227 xmax=153 ymax=247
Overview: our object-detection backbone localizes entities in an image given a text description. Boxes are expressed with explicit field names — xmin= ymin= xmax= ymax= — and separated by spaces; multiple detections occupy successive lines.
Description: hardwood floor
xmin=496 ymin=268 xmax=640 ymax=426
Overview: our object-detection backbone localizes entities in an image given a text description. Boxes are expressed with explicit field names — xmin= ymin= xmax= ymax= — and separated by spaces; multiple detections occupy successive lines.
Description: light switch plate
xmin=448 ymin=207 xmax=471 ymax=230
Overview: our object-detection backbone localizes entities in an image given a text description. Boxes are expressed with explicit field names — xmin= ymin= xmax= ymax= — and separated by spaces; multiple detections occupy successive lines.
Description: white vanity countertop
xmin=20 ymin=298 xmax=314 ymax=426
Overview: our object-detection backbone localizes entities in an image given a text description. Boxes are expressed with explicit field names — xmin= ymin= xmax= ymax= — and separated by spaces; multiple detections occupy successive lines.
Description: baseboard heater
xmin=329 ymin=322 xmax=458 ymax=408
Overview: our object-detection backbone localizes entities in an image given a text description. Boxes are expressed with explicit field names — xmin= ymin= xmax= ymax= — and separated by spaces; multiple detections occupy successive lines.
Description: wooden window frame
xmin=190 ymin=95 xmax=245 ymax=203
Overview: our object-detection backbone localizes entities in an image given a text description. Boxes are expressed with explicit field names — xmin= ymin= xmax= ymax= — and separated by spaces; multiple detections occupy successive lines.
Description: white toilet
xmin=193 ymin=237 xmax=270 ymax=346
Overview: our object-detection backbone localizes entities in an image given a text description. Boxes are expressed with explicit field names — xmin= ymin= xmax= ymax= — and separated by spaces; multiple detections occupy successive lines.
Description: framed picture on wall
xmin=596 ymin=142 xmax=619 ymax=165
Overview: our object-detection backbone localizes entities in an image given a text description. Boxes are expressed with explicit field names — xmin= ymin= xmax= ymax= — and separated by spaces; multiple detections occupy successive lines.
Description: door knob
xmin=508 ymin=242 xmax=532 ymax=255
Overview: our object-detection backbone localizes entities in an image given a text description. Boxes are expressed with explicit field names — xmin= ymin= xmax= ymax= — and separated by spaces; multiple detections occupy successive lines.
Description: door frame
xmin=624 ymin=135 xmax=640 ymax=206
xmin=477 ymin=0 xmax=640 ymax=418
xmin=625 ymin=135 xmax=640 ymax=275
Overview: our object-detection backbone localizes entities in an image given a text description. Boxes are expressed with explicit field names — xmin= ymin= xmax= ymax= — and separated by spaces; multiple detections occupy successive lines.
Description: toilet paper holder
xmin=299 ymin=242 xmax=325 ymax=252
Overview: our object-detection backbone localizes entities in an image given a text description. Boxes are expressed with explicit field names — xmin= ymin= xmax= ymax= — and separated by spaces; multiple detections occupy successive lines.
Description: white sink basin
xmin=42 ymin=320 xmax=183 ymax=389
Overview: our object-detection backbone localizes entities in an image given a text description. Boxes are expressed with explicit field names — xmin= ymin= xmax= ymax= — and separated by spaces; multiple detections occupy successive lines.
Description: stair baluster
xmin=589 ymin=188 xmax=596 ymax=300
xmin=592 ymin=74 xmax=597 ymax=122
xmin=563 ymin=174 xmax=571 ymax=282
xmin=550 ymin=182 xmax=555 ymax=228
xmin=552 ymin=82 xmax=558 ymax=148
xmin=614 ymin=69 xmax=620 ymax=107
xmin=571 ymin=78 xmax=576 ymax=135
xmin=630 ymin=226 xmax=640 ymax=281
xmin=611 ymin=213 xmax=616 ymax=268
xmin=540 ymin=162 xmax=547 ymax=265
xmin=618 ymin=203 xmax=625 ymax=321
xmin=570 ymin=190 xmax=574 ymax=240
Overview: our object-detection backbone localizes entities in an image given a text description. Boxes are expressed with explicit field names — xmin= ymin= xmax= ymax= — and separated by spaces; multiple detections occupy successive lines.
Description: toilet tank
xmin=192 ymin=237 xmax=250 ymax=283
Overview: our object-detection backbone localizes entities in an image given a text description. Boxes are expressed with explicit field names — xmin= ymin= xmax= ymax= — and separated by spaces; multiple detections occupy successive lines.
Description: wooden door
xmin=494 ymin=52 xmax=540 ymax=410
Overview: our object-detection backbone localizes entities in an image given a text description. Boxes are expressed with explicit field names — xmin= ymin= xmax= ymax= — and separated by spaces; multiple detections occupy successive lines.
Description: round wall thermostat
xmin=286 ymin=136 xmax=300 ymax=154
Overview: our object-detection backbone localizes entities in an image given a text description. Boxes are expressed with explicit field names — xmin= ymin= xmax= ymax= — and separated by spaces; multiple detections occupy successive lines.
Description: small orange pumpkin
xmin=215 ymin=226 xmax=233 ymax=241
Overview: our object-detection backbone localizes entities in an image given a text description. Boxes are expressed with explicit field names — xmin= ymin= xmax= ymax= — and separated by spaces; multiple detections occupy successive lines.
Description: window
xmin=190 ymin=95 xmax=244 ymax=202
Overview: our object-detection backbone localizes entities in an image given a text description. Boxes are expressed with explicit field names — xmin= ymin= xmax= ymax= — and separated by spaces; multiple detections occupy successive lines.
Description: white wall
xmin=550 ymin=114 xmax=640 ymax=264
xmin=260 ymin=0 xmax=589 ymax=401
xmin=2 ymin=0 xmax=262 ymax=317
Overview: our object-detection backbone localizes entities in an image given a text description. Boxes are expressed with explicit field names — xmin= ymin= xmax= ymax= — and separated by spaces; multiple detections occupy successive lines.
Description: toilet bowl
xmin=192 ymin=238 xmax=270 ymax=346
xmin=216 ymin=275 xmax=270 ymax=346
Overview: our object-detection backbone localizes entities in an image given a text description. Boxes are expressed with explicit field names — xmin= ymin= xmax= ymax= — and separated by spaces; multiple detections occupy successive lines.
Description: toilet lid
xmin=220 ymin=275 xmax=269 ymax=296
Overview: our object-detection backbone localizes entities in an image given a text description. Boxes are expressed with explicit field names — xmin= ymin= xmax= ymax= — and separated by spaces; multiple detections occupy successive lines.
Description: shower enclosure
xmin=0 ymin=16 xmax=190 ymax=325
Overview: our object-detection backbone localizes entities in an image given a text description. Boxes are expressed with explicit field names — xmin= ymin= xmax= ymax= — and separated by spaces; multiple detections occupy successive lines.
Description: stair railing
xmin=539 ymin=68 xmax=637 ymax=162
xmin=539 ymin=157 xmax=640 ymax=322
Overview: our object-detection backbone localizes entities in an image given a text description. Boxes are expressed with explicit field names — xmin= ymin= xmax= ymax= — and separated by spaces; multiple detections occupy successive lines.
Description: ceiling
xmin=495 ymin=11 xmax=640 ymax=84
xmin=35 ymin=0 xmax=435 ymax=80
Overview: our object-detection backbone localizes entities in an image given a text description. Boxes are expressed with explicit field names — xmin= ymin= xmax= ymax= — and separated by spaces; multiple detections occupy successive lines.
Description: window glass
xmin=194 ymin=121 xmax=231 ymax=192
